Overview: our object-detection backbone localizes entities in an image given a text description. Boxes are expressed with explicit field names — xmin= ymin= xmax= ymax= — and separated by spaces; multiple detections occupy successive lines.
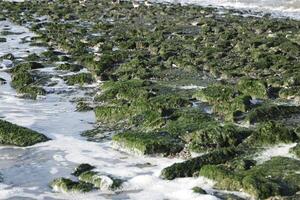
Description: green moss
xmin=57 ymin=63 xmax=83 ymax=72
xmin=78 ymin=171 xmax=122 ymax=190
xmin=0 ymin=119 xmax=50 ymax=146
xmin=213 ymin=95 xmax=252 ymax=121
xmin=50 ymin=178 xmax=94 ymax=193
xmin=64 ymin=73 xmax=93 ymax=85
xmin=161 ymin=147 xmax=238 ymax=180
xmin=94 ymin=105 xmax=132 ymax=123
xmin=237 ymin=78 xmax=268 ymax=99
xmin=193 ymin=84 xmax=236 ymax=104
xmin=193 ymin=84 xmax=252 ymax=121
xmin=95 ymin=79 xmax=150 ymax=102
xmin=246 ymin=104 xmax=300 ymax=124
xmin=187 ymin=124 xmax=251 ymax=152
xmin=17 ymin=86 xmax=46 ymax=99
xmin=11 ymin=70 xmax=34 ymax=89
xmin=200 ymin=157 xmax=300 ymax=199
xmin=164 ymin=109 xmax=214 ymax=136
xmin=12 ymin=62 xmax=44 ymax=73
xmin=249 ymin=121 xmax=298 ymax=145
xmin=112 ymin=131 xmax=184 ymax=155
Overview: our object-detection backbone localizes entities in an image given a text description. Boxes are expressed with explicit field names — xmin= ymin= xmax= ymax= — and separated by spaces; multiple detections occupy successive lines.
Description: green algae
xmin=50 ymin=178 xmax=94 ymax=193
xmin=246 ymin=104 xmax=300 ymax=124
xmin=0 ymin=119 xmax=49 ymax=147
xmin=57 ymin=63 xmax=83 ymax=72
xmin=64 ymin=73 xmax=94 ymax=86
xmin=161 ymin=147 xmax=238 ymax=180
xmin=112 ymin=131 xmax=184 ymax=155
xmin=78 ymin=171 xmax=122 ymax=191
xmin=199 ymin=157 xmax=300 ymax=199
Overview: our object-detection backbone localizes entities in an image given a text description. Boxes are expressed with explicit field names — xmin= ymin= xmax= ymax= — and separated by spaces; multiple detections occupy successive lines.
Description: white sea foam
xmin=255 ymin=143 xmax=298 ymax=164
xmin=152 ymin=0 xmax=300 ymax=20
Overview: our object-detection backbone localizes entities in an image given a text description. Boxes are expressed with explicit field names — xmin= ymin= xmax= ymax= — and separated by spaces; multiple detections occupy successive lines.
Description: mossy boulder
xmin=112 ymin=131 xmax=184 ymax=156
xmin=164 ymin=109 xmax=214 ymax=136
xmin=199 ymin=157 xmax=300 ymax=199
xmin=193 ymin=84 xmax=251 ymax=121
xmin=11 ymin=70 xmax=34 ymax=89
xmin=64 ymin=73 xmax=93 ymax=85
xmin=17 ymin=86 xmax=46 ymax=99
xmin=193 ymin=84 xmax=236 ymax=104
xmin=12 ymin=62 xmax=44 ymax=72
xmin=78 ymin=171 xmax=122 ymax=191
xmin=161 ymin=147 xmax=238 ymax=180
xmin=237 ymin=78 xmax=268 ymax=99
xmin=246 ymin=105 xmax=300 ymax=124
xmin=249 ymin=121 xmax=299 ymax=146
xmin=50 ymin=178 xmax=94 ymax=193
xmin=0 ymin=119 xmax=49 ymax=146
xmin=186 ymin=124 xmax=251 ymax=152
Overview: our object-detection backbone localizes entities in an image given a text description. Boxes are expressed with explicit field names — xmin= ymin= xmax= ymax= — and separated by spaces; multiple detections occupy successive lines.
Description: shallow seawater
xmin=0 ymin=21 xmax=228 ymax=200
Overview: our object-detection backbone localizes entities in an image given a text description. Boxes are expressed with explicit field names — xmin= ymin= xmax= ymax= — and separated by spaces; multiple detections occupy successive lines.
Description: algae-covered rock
xmin=72 ymin=163 xmax=95 ymax=177
xmin=113 ymin=131 xmax=184 ymax=156
xmin=193 ymin=84 xmax=251 ymax=121
xmin=57 ymin=63 xmax=83 ymax=72
xmin=12 ymin=62 xmax=44 ymax=72
xmin=161 ymin=147 xmax=238 ymax=180
xmin=246 ymin=105 xmax=300 ymax=124
xmin=64 ymin=73 xmax=93 ymax=85
xmin=237 ymin=78 xmax=268 ymax=99
xmin=50 ymin=177 xmax=94 ymax=193
xmin=17 ymin=85 xmax=46 ymax=99
xmin=249 ymin=121 xmax=298 ymax=146
xmin=78 ymin=171 xmax=122 ymax=191
xmin=193 ymin=84 xmax=236 ymax=104
xmin=199 ymin=157 xmax=300 ymax=199
xmin=187 ymin=124 xmax=251 ymax=152
xmin=0 ymin=119 xmax=50 ymax=146
xmin=11 ymin=70 xmax=34 ymax=89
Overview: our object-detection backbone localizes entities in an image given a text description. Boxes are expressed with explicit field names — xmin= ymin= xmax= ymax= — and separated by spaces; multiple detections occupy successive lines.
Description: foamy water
xmin=153 ymin=0 xmax=300 ymax=19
